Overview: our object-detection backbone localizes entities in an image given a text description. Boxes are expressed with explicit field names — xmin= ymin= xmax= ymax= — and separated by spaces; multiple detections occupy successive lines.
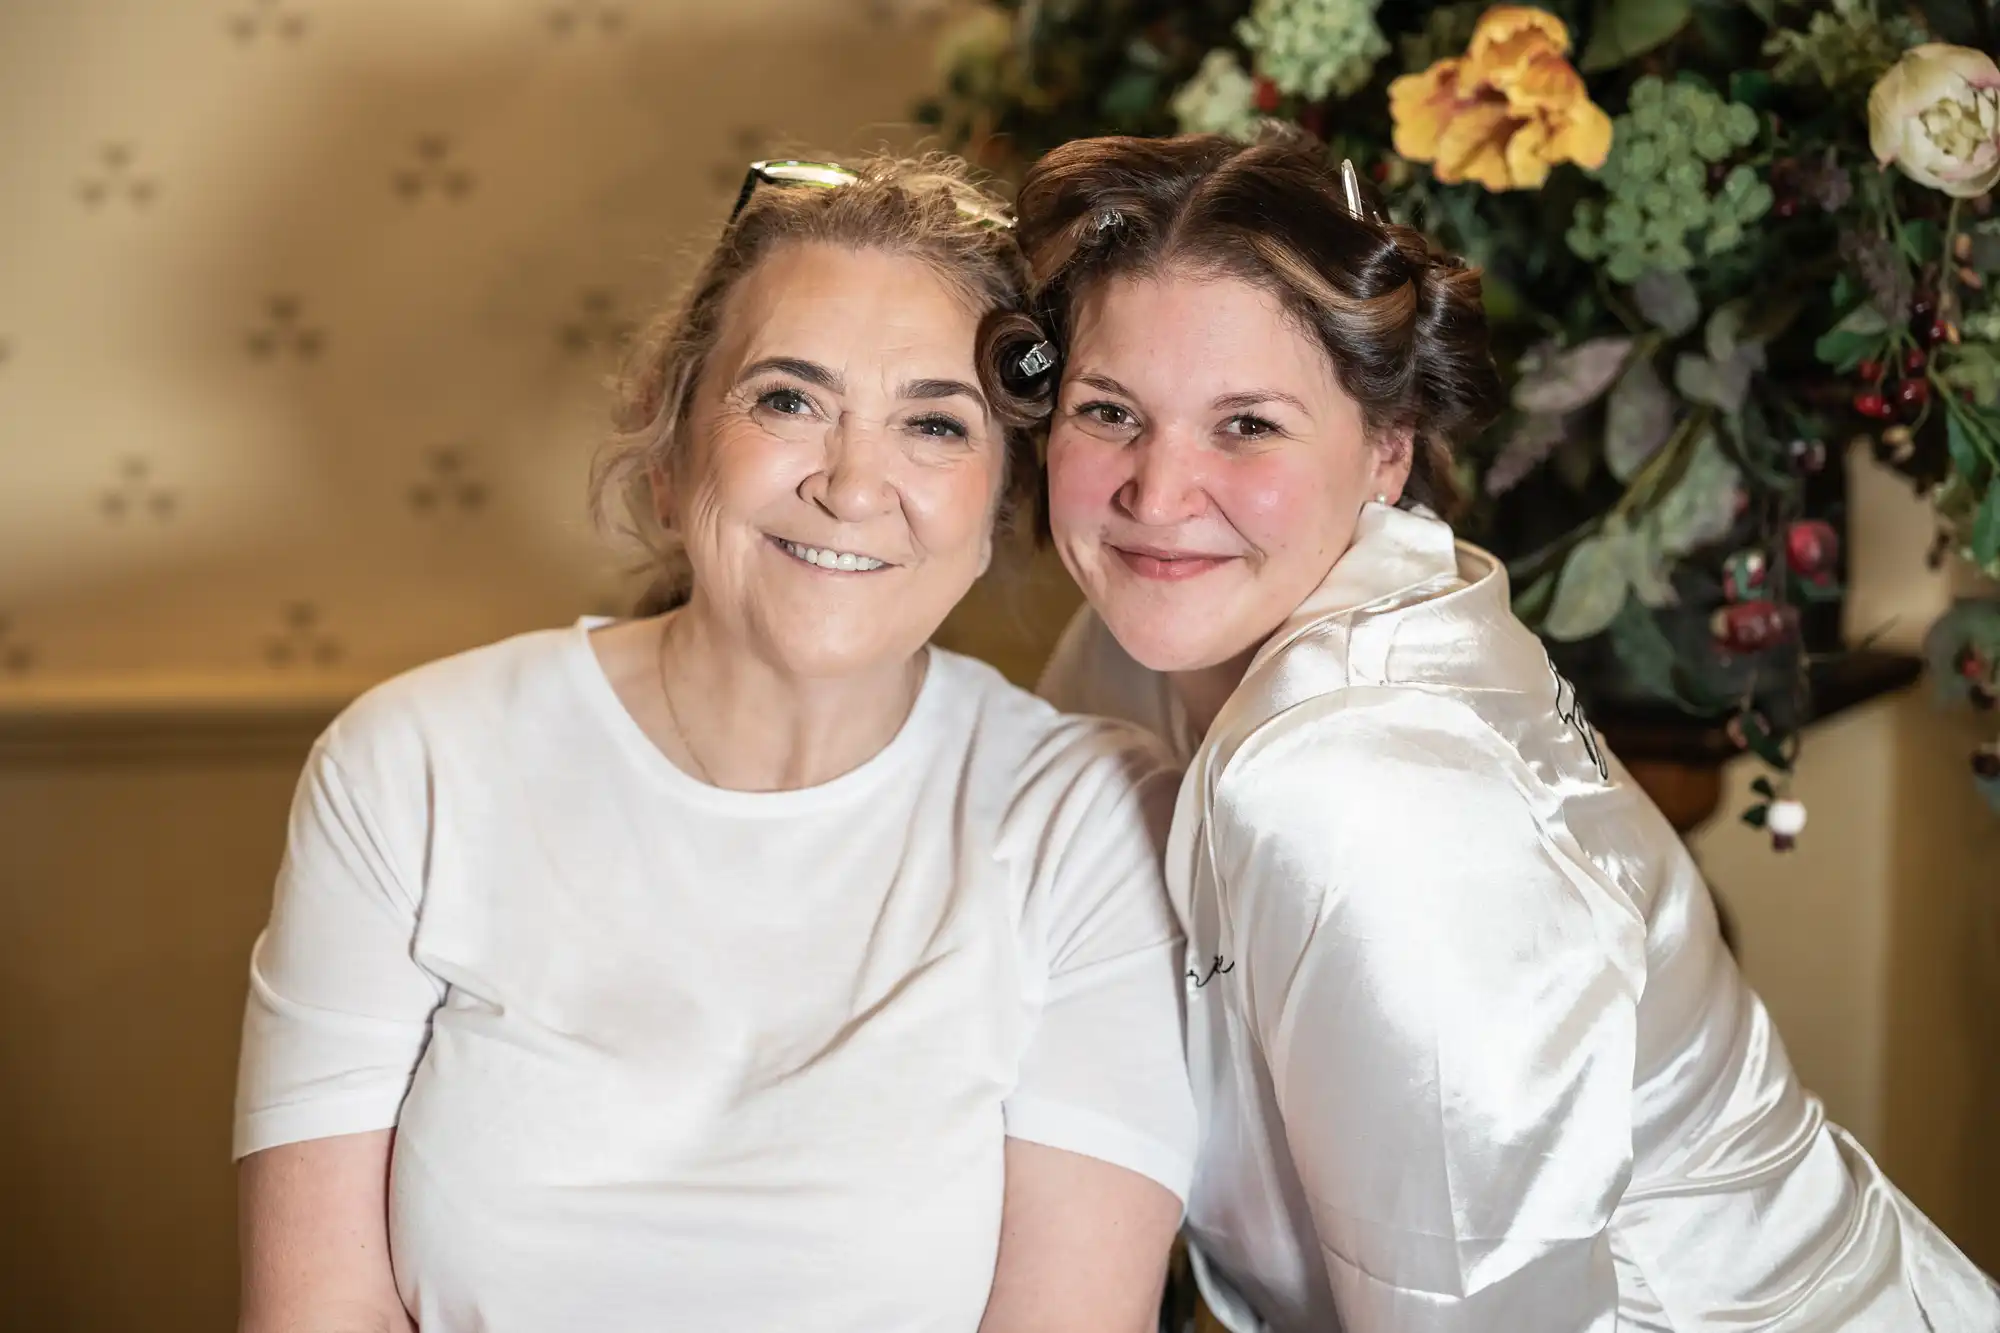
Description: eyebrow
xmin=1074 ymin=372 xmax=1308 ymax=416
xmin=739 ymin=356 xmax=844 ymax=392
xmin=1072 ymin=372 xmax=1133 ymax=397
xmin=902 ymin=377 xmax=990 ymax=418
xmin=742 ymin=358 xmax=990 ymax=420
xmin=1213 ymin=389 xmax=1309 ymax=414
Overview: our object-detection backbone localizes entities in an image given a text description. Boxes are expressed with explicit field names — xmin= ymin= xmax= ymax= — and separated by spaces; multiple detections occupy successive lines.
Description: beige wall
xmin=1689 ymin=448 xmax=2000 ymax=1268
xmin=1 ymin=4 xmax=1993 ymax=1330
xmin=0 ymin=725 xmax=309 ymax=1331
xmin=0 ymin=0 xmax=964 ymax=686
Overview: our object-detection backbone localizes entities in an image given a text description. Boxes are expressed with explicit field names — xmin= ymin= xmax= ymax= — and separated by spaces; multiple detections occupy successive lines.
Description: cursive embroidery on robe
xmin=1186 ymin=954 xmax=1235 ymax=989
xmin=1549 ymin=657 xmax=1610 ymax=780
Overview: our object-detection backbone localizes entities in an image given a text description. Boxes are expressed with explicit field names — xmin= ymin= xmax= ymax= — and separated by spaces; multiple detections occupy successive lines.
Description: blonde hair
xmin=592 ymin=152 xmax=1036 ymax=606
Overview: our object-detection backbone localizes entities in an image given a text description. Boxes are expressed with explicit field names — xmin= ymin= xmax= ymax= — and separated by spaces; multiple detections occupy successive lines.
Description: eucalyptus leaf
xmin=1485 ymin=414 xmax=1568 ymax=496
xmin=1649 ymin=430 xmax=1742 ymax=557
xmin=1948 ymin=410 xmax=1991 ymax=487
xmin=1607 ymin=597 xmax=1681 ymax=701
xmin=1514 ymin=337 xmax=1634 ymax=415
xmin=1544 ymin=532 xmax=1632 ymax=642
xmin=1975 ymin=485 xmax=2000 ymax=571
xmin=1942 ymin=345 xmax=2000 ymax=408
xmin=1705 ymin=303 xmax=1750 ymax=365
xmin=1674 ymin=352 xmax=1753 ymax=414
xmin=1605 ymin=357 xmax=1677 ymax=482
xmin=1513 ymin=569 xmax=1559 ymax=626
xmin=1617 ymin=520 xmax=1679 ymax=608
xmin=1631 ymin=270 xmax=1699 ymax=336
xmin=1581 ymin=0 xmax=1694 ymax=71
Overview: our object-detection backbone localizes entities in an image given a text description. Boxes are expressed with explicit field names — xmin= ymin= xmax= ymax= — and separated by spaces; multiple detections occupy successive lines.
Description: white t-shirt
xmin=234 ymin=619 xmax=1197 ymax=1333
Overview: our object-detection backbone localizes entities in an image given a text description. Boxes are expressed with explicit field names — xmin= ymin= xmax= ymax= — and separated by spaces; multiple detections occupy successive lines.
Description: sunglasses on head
xmin=727 ymin=159 xmax=1016 ymax=231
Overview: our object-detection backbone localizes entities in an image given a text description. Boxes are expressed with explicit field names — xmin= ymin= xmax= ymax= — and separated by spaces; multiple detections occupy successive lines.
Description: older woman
xmin=233 ymin=154 xmax=1194 ymax=1333
xmin=1016 ymin=130 xmax=2000 ymax=1332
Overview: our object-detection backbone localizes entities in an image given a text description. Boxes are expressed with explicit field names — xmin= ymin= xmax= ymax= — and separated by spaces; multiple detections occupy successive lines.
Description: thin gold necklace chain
xmin=654 ymin=614 xmax=929 ymax=789
xmin=655 ymin=615 xmax=717 ymax=785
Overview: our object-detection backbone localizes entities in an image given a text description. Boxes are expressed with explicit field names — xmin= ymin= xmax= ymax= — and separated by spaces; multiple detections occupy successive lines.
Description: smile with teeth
xmin=774 ymin=537 xmax=889 ymax=572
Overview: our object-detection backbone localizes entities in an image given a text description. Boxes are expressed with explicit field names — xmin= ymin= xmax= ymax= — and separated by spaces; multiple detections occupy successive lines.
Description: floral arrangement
xmin=922 ymin=0 xmax=2000 ymax=831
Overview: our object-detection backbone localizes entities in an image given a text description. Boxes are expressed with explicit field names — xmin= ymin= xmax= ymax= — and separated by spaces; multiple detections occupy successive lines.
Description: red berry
xmin=1894 ymin=377 xmax=1930 ymax=410
xmin=1925 ymin=318 xmax=1950 ymax=345
xmin=1710 ymin=600 xmax=1800 ymax=654
xmin=1904 ymin=347 xmax=1928 ymax=374
xmin=1857 ymin=358 xmax=1884 ymax=381
xmin=1785 ymin=520 xmax=1839 ymax=575
xmin=1774 ymin=197 xmax=1799 ymax=219
xmin=1853 ymin=391 xmax=1891 ymax=418
xmin=1252 ymin=77 xmax=1281 ymax=113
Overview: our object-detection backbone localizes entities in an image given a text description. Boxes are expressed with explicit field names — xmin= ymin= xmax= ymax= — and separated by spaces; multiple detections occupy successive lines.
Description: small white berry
xmin=1768 ymin=798 xmax=1808 ymax=838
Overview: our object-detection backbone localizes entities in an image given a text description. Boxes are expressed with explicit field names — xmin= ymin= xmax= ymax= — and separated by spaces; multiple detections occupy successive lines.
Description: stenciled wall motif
xmin=0 ymin=0 xmax=977 ymax=693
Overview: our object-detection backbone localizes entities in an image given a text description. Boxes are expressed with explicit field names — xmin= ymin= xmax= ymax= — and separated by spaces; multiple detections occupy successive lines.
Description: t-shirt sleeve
xmin=1001 ymin=721 xmax=1197 ymax=1202
xmin=1211 ymin=693 xmax=1645 ymax=1333
xmin=232 ymin=713 xmax=446 ymax=1160
xmin=1035 ymin=606 xmax=1182 ymax=750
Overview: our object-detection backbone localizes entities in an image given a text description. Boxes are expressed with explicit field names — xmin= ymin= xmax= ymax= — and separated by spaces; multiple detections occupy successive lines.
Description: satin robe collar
xmin=1229 ymin=502 xmax=1533 ymax=722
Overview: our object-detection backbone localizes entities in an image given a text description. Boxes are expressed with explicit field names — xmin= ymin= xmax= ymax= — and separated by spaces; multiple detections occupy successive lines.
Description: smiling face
xmin=666 ymin=242 xmax=1005 ymax=679
xmin=1046 ymin=269 xmax=1411 ymax=675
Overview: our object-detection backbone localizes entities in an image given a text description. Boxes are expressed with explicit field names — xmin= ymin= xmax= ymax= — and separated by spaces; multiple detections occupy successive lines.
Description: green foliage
xmin=1580 ymin=0 xmax=1692 ymax=71
xmin=1236 ymin=0 xmax=1390 ymax=101
xmin=1764 ymin=0 xmax=1922 ymax=91
xmin=1813 ymin=303 xmax=1890 ymax=371
xmin=1565 ymin=77 xmax=1771 ymax=283
xmin=919 ymin=0 xmax=2000 ymax=807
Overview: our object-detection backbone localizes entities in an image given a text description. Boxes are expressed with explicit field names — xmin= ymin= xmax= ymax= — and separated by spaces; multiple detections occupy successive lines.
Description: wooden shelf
xmin=1596 ymin=649 xmax=1926 ymax=765
xmin=0 ymin=672 xmax=373 ymax=763
xmin=1593 ymin=649 xmax=1925 ymax=832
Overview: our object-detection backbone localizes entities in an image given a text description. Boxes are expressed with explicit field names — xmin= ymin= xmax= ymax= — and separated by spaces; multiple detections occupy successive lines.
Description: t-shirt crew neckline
xmin=563 ymin=615 xmax=947 ymax=817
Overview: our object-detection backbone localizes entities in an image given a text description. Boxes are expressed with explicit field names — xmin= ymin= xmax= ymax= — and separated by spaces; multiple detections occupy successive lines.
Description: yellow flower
xmin=1389 ymin=5 xmax=1612 ymax=192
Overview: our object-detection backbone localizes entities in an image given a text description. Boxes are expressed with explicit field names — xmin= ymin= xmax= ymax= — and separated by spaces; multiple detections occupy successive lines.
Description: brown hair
xmin=594 ymin=152 xmax=1036 ymax=607
xmin=985 ymin=127 xmax=1501 ymax=516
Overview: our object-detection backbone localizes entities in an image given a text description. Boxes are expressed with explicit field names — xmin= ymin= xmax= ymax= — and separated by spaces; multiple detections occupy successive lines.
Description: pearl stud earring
xmin=1375 ymin=492 xmax=1388 ymax=504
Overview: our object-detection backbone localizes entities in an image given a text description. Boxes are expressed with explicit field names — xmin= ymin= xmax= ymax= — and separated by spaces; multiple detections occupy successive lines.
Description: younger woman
xmin=1017 ymin=128 xmax=2000 ymax=1333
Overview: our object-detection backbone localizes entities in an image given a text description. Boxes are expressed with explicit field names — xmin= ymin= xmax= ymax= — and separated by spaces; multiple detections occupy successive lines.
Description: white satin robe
xmin=1040 ymin=502 xmax=2000 ymax=1333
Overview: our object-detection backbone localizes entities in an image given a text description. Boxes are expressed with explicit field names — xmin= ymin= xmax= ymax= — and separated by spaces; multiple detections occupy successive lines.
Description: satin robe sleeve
xmin=1208 ymin=689 xmax=1643 ymax=1333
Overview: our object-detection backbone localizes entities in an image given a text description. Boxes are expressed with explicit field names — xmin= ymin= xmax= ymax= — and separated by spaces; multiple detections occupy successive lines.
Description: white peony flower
xmin=1869 ymin=43 xmax=2000 ymax=198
